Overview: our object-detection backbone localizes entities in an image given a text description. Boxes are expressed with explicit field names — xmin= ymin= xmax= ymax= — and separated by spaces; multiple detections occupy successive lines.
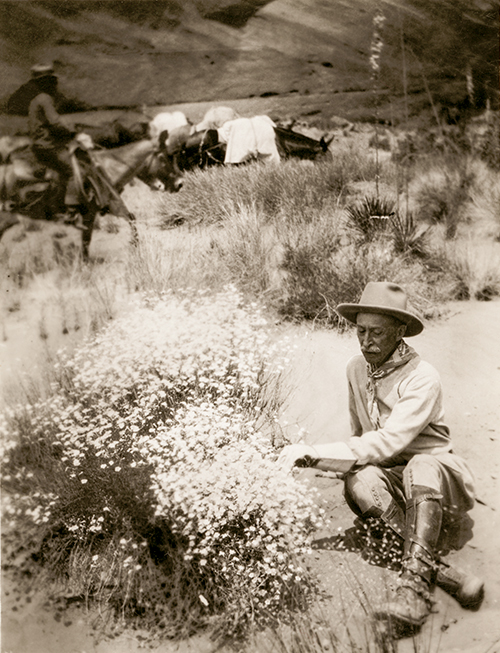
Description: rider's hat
xmin=336 ymin=282 xmax=424 ymax=336
xmin=31 ymin=63 xmax=56 ymax=79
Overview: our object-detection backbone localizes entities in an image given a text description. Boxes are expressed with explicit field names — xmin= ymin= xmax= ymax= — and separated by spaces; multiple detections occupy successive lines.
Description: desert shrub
xmin=475 ymin=112 xmax=500 ymax=172
xmin=392 ymin=126 xmax=471 ymax=167
xmin=466 ymin=160 xmax=500 ymax=240
xmin=389 ymin=210 xmax=429 ymax=258
xmin=278 ymin=233 xmax=438 ymax=325
xmin=1 ymin=287 xmax=322 ymax=641
xmin=412 ymin=163 xmax=474 ymax=239
xmin=438 ymin=241 xmax=500 ymax=301
xmin=368 ymin=133 xmax=391 ymax=151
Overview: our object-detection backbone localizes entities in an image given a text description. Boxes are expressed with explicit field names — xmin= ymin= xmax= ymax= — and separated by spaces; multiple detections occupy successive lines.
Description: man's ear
xmin=397 ymin=323 xmax=407 ymax=340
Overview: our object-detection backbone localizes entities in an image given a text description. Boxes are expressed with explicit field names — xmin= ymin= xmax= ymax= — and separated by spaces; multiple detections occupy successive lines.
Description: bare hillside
xmin=0 ymin=0 xmax=497 ymax=126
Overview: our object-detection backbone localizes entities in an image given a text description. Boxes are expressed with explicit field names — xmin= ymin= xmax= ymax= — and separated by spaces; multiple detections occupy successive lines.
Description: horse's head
xmin=141 ymin=147 xmax=183 ymax=193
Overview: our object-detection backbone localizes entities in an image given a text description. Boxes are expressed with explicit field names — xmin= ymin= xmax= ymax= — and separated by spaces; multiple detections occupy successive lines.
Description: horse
xmin=274 ymin=126 xmax=333 ymax=160
xmin=161 ymin=128 xmax=224 ymax=172
xmin=161 ymin=120 xmax=333 ymax=175
xmin=0 ymin=136 xmax=182 ymax=260
xmin=72 ymin=118 xmax=149 ymax=149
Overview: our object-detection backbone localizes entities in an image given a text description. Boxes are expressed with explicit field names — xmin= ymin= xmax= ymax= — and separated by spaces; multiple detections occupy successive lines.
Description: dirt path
xmin=2 ymin=300 xmax=500 ymax=652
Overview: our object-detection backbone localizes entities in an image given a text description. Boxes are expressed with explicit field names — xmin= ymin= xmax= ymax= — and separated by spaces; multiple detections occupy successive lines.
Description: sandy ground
xmin=2 ymin=296 xmax=499 ymax=652
xmin=280 ymin=299 xmax=500 ymax=653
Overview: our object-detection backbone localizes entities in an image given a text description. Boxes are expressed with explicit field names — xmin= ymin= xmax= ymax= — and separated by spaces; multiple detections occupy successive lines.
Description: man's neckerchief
xmin=366 ymin=340 xmax=418 ymax=429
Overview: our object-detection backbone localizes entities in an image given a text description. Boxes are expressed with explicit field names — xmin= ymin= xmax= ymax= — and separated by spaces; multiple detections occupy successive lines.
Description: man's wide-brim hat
xmin=31 ymin=63 xmax=56 ymax=79
xmin=336 ymin=282 xmax=424 ymax=337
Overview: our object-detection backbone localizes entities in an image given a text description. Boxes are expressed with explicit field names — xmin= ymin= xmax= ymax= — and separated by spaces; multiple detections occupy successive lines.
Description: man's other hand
xmin=277 ymin=444 xmax=319 ymax=473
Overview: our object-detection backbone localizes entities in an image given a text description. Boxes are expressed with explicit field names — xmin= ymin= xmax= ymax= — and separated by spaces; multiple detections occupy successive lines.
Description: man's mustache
xmin=362 ymin=347 xmax=381 ymax=354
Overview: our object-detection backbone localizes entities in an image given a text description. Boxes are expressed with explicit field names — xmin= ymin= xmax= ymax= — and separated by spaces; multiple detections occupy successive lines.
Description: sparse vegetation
xmin=412 ymin=161 xmax=474 ymax=239
xmin=1 ymin=288 xmax=322 ymax=641
xmin=2 ymin=114 xmax=499 ymax=651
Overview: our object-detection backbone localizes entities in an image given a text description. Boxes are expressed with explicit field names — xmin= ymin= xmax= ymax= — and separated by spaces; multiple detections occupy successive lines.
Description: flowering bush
xmin=1 ymin=287 xmax=322 ymax=639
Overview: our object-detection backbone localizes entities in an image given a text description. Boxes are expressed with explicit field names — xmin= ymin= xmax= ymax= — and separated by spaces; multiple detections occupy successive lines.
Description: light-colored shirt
xmin=28 ymin=93 xmax=73 ymax=148
xmin=346 ymin=352 xmax=453 ymax=466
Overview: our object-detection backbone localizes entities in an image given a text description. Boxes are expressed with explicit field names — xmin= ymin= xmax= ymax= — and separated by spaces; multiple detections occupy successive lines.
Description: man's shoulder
xmin=346 ymin=354 xmax=366 ymax=377
xmin=411 ymin=357 xmax=441 ymax=382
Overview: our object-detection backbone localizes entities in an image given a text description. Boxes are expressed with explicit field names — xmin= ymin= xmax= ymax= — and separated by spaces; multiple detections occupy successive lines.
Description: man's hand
xmin=277 ymin=444 xmax=319 ymax=473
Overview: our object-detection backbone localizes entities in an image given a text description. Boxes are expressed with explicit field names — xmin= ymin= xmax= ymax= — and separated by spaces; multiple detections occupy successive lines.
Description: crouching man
xmin=278 ymin=282 xmax=484 ymax=638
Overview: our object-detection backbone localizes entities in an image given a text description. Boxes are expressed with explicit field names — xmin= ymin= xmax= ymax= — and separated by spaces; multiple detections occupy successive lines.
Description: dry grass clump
xmin=0 ymin=220 xmax=81 ymax=281
xmin=465 ymin=160 xmax=500 ymax=240
xmin=1 ymin=288 xmax=323 ymax=642
xmin=149 ymin=148 xmax=497 ymax=325
xmin=435 ymin=240 xmax=500 ymax=301
xmin=158 ymin=154 xmax=378 ymax=229
xmin=125 ymin=225 xmax=219 ymax=295
xmin=411 ymin=160 xmax=474 ymax=239
xmin=279 ymin=235 xmax=445 ymax=325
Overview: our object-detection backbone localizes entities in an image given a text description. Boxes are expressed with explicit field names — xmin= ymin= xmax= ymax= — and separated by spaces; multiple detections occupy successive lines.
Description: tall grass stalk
xmin=207 ymin=203 xmax=283 ymax=298
xmin=369 ymin=9 xmax=386 ymax=202
xmin=398 ymin=8 xmax=411 ymax=218
xmin=125 ymin=226 xmax=217 ymax=295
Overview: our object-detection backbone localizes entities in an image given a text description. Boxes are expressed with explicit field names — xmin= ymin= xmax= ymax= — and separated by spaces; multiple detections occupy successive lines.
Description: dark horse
xmin=274 ymin=126 xmax=333 ymax=160
xmin=0 ymin=136 xmax=182 ymax=259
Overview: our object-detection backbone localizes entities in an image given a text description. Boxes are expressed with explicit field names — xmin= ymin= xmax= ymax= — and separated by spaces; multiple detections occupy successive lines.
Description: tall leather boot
xmin=375 ymin=491 xmax=442 ymax=638
xmin=436 ymin=560 xmax=485 ymax=611
xmin=359 ymin=501 xmax=484 ymax=611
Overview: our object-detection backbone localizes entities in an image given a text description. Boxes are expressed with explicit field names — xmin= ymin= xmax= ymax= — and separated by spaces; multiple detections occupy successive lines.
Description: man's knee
xmin=404 ymin=454 xmax=443 ymax=497
xmin=344 ymin=465 xmax=387 ymax=517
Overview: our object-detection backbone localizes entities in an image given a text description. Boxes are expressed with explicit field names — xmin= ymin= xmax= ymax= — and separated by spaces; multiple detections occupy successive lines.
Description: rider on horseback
xmin=28 ymin=63 xmax=83 ymax=228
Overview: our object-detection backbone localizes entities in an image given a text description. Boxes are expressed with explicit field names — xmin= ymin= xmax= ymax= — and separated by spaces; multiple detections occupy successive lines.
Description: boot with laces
xmin=375 ymin=490 xmax=442 ymax=638
xmin=375 ymin=546 xmax=436 ymax=637
xmin=436 ymin=561 xmax=485 ymax=610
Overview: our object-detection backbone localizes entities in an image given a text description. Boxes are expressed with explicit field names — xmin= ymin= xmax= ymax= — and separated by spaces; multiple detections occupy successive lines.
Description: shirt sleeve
xmin=40 ymin=94 xmax=74 ymax=138
xmin=348 ymin=378 xmax=363 ymax=437
xmin=39 ymin=94 xmax=62 ymax=124
xmin=348 ymin=370 xmax=442 ymax=464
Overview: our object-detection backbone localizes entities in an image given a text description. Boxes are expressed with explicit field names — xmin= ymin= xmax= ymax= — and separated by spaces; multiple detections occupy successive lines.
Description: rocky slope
xmin=0 ymin=0 xmax=497 ymax=126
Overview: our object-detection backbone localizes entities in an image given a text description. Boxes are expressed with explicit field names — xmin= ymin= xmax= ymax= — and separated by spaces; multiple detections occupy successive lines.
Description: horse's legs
xmin=127 ymin=212 xmax=139 ymax=248
xmin=79 ymin=203 xmax=97 ymax=261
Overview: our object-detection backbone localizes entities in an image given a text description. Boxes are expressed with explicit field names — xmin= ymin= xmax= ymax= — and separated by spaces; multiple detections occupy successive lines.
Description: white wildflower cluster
xmin=2 ymin=286 xmax=322 ymax=630
xmin=369 ymin=10 xmax=386 ymax=80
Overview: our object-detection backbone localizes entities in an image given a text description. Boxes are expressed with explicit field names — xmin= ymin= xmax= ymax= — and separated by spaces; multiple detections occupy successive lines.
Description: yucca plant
xmin=390 ymin=210 xmax=429 ymax=258
xmin=344 ymin=196 xmax=396 ymax=244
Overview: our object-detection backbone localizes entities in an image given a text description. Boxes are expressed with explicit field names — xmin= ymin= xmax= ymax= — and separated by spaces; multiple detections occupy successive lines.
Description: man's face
xmin=356 ymin=312 xmax=406 ymax=367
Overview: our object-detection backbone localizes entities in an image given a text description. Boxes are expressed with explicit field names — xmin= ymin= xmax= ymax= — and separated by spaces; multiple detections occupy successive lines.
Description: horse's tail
xmin=69 ymin=150 xmax=88 ymax=204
